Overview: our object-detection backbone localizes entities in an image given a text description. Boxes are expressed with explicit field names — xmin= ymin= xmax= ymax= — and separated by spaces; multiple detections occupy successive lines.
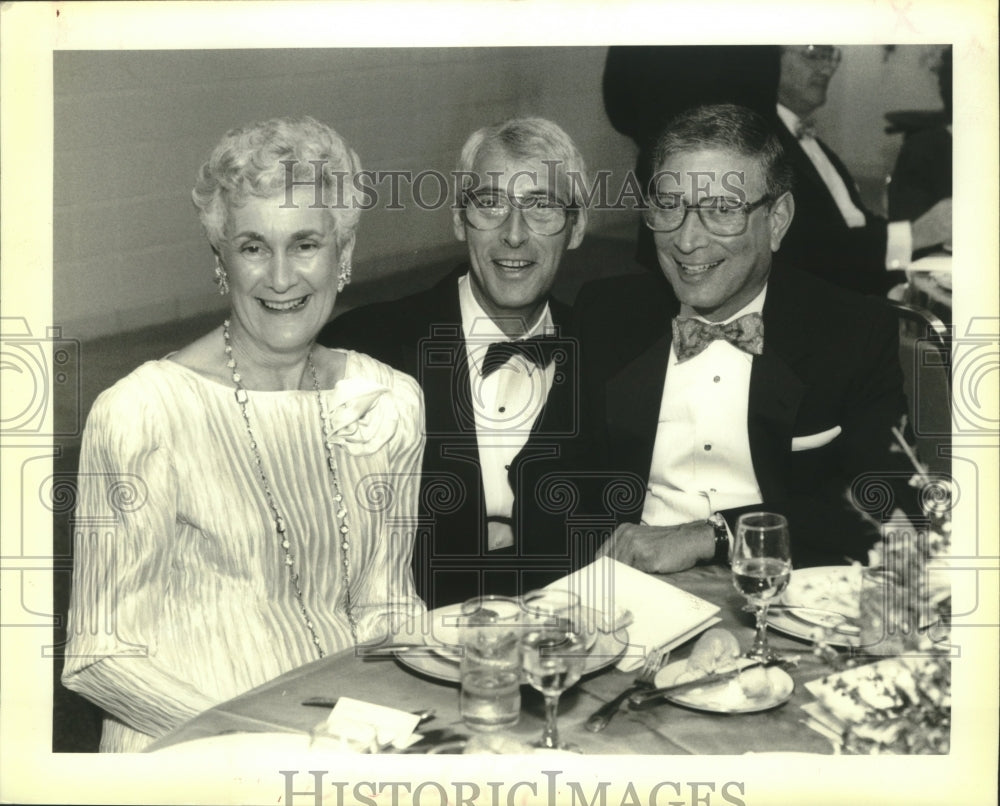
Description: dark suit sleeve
xmin=317 ymin=303 xmax=404 ymax=369
xmin=888 ymin=128 xmax=952 ymax=222
xmin=721 ymin=302 xmax=920 ymax=567
xmin=779 ymin=210 xmax=895 ymax=296
xmin=777 ymin=129 xmax=900 ymax=296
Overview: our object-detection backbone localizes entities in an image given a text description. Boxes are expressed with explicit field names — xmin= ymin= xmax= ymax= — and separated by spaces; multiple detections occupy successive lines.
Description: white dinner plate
xmin=651 ymin=658 xmax=794 ymax=714
xmin=767 ymin=609 xmax=861 ymax=648
xmin=396 ymin=628 xmax=628 ymax=684
xmin=767 ymin=566 xmax=866 ymax=647
xmin=418 ymin=602 xmax=466 ymax=660
xmin=410 ymin=602 xmax=606 ymax=662
xmin=782 ymin=566 xmax=862 ymax=626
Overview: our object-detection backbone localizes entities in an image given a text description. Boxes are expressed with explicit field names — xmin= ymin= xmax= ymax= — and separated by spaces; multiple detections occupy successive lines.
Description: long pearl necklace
xmin=223 ymin=320 xmax=358 ymax=655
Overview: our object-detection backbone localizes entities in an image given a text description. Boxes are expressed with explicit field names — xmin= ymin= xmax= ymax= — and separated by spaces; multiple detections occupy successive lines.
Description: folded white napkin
xmin=909 ymin=254 xmax=952 ymax=273
xmin=319 ymin=696 xmax=421 ymax=751
xmin=545 ymin=557 xmax=721 ymax=671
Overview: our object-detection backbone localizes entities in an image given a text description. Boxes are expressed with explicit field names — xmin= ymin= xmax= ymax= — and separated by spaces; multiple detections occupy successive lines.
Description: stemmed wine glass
xmin=731 ymin=512 xmax=792 ymax=661
xmin=519 ymin=589 xmax=593 ymax=751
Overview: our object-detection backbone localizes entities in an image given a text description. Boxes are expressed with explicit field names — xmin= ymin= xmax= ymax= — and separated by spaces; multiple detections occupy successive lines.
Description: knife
xmin=354 ymin=643 xmax=462 ymax=658
xmin=767 ymin=606 xmax=861 ymax=635
xmin=628 ymin=661 xmax=774 ymax=708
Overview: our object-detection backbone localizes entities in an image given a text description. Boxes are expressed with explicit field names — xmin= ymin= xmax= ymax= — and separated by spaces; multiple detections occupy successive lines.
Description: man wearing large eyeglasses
xmin=774 ymin=45 xmax=952 ymax=295
xmin=577 ymin=104 xmax=922 ymax=574
xmin=319 ymin=118 xmax=589 ymax=608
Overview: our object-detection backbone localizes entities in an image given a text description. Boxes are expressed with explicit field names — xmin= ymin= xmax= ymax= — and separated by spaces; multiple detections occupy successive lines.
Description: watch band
xmin=707 ymin=513 xmax=730 ymax=565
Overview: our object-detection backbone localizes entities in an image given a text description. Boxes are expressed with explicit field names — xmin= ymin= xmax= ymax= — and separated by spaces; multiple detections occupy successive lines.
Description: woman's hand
xmin=596 ymin=521 xmax=715 ymax=574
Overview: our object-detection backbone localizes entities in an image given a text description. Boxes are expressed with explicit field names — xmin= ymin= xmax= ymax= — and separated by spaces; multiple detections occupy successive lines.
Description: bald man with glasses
xmin=774 ymin=45 xmax=952 ymax=295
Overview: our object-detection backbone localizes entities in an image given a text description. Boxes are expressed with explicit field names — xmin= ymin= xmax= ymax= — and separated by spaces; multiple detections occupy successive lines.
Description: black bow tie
xmin=480 ymin=336 xmax=559 ymax=377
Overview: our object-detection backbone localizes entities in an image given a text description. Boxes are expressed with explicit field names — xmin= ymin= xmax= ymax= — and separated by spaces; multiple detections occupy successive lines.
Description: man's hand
xmin=596 ymin=521 xmax=716 ymax=574
xmin=911 ymin=198 xmax=952 ymax=251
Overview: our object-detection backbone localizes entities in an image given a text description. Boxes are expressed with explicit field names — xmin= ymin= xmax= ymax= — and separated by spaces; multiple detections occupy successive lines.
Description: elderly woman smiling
xmin=62 ymin=116 xmax=426 ymax=752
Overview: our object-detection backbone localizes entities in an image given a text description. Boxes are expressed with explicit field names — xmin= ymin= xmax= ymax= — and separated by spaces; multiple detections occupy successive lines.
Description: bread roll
xmin=738 ymin=665 xmax=773 ymax=699
xmin=687 ymin=628 xmax=741 ymax=676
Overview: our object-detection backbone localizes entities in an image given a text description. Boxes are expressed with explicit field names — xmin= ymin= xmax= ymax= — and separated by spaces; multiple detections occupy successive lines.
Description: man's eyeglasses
xmin=789 ymin=45 xmax=842 ymax=68
xmin=462 ymin=190 xmax=576 ymax=237
xmin=642 ymin=194 xmax=773 ymax=237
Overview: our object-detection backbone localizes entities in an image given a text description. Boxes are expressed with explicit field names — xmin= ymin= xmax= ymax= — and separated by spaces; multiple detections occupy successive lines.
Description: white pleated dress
xmin=62 ymin=350 xmax=425 ymax=752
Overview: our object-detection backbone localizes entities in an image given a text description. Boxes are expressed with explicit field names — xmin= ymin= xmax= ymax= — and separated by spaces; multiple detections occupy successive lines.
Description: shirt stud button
xmin=713 ymin=375 xmax=721 ymax=383
xmin=704 ymin=444 xmax=712 ymax=451
xmin=498 ymin=406 xmax=506 ymax=413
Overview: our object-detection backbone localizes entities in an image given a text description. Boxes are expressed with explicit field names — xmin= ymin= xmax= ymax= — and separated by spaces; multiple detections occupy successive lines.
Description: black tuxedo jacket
xmin=775 ymin=121 xmax=902 ymax=296
xmin=573 ymin=263 xmax=921 ymax=568
xmin=318 ymin=269 xmax=586 ymax=608
xmin=888 ymin=125 xmax=952 ymax=223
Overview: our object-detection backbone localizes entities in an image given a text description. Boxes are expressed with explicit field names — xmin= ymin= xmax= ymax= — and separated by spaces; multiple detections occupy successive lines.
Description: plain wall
xmin=54 ymin=45 xmax=945 ymax=340
xmin=54 ymin=47 xmax=639 ymax=339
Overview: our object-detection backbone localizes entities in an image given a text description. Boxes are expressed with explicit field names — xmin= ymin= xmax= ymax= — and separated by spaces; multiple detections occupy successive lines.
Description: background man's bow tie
xmin=481 ymin=335 xmax=559 ymax=376
xmin=795 ymin=118 xmax=818 ymax=140
xmin=672 ymin=313 xmax=764 ymax=364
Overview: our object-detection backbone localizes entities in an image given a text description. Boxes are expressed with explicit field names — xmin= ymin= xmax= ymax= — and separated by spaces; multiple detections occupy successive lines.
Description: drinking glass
xmin=458 ymin=595 xmax=523 ymax=732
xmin=519 ymin=589 xmax=593 ymax=750
xmin=731 ymin=512 xmax=792 ymax=661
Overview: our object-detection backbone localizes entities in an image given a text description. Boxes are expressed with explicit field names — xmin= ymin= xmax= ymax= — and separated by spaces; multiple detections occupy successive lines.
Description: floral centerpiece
xmin=804 ymin=426 xmax=952 ymax=754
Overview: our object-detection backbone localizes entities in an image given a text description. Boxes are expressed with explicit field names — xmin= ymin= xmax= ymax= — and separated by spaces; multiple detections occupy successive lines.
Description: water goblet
xmin=519 ymin=589 xmax=593 ymax=751
xmin=731 ymin=512 xmax=792 ymax=661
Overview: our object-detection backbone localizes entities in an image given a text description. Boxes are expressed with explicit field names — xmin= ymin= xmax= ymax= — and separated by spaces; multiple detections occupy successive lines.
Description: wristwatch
xmin=706 ymin=512 xmax=730 ymax=565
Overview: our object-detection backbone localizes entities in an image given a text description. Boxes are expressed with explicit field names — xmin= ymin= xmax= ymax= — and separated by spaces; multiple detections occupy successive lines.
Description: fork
xmin=584 ymin=645 xmax=669 ymax=732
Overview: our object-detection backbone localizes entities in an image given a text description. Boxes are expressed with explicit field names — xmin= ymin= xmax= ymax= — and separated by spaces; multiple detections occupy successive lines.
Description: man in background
xmin=774 ymin=45 xmax=952 ymax=295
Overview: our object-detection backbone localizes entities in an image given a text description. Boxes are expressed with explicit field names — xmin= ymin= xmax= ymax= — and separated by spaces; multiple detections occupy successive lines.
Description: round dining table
xmin=145 ymin=564 xmax=840 ymax=756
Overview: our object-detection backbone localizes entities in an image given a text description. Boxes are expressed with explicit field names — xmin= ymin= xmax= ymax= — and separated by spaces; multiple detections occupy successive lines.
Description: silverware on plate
xmin=584 ymin=644 xmax=669 ymax=732
xmin=766 ymin=605 xmax=861 ymax=635
xmin=627 ymin=658 xmax=796 ymax=708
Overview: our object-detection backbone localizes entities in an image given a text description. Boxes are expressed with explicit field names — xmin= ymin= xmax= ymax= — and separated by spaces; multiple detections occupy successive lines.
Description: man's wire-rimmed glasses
xmin=462 ymin=190 xmax=576 ymax=237
xmin=642 ymin=194 xmax=773 ymax=237
xmin=788 ymin=45 xmax=842 ymax=68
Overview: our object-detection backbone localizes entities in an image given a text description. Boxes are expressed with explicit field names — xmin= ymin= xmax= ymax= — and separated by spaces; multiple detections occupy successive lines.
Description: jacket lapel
xmin=777 ymin=121 xmax=872 ymax=224
xmin=816 ymin=137 xmax=869 ymax=215
xmin=418 ymin=270 xmax=475 ymax=439
xmin=747 ymin=269 xmax=806 ymax=499
xmin=505 ymin=300 xmax=577 ymax=514
xmin=606 ymin=328 xmax=672 ymax=483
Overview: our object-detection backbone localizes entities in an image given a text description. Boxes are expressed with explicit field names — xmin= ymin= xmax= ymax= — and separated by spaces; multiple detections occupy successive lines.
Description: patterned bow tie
xmin=480 ymin=335 xmax=559 ymax=377
xmin=795 ymin=118 xmax=818 ymax=140
xmin=672 ymin=313 xmax=764 ymax=364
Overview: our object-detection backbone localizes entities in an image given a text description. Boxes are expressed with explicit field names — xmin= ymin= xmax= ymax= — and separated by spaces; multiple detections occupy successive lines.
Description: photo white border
xmin=2 ymin=2 xmax=997 ymax=804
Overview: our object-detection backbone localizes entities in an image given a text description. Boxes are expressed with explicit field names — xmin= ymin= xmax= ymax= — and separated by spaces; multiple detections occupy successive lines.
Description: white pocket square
xmin=791 ymin=425 xmax=842 ymax=452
